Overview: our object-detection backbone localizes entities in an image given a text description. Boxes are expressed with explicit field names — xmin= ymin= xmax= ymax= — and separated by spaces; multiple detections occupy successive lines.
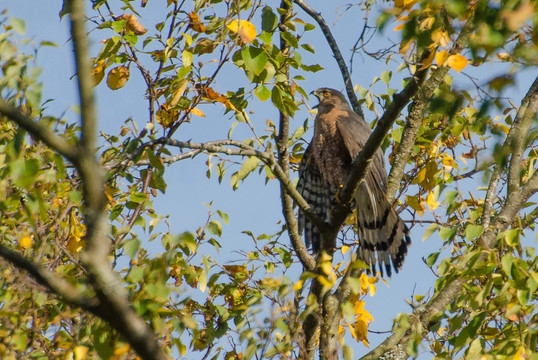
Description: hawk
xmin=296 ymin=88 xmax=410 ymax=276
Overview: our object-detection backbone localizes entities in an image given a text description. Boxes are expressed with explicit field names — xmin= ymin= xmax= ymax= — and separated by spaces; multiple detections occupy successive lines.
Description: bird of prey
xmin=296 ymin=87 xmax=410 ymax=276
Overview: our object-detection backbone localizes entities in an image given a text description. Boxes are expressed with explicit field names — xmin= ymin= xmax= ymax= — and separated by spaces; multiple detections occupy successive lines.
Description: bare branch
xmin=292 ymin=0 xmax=363 ymax=118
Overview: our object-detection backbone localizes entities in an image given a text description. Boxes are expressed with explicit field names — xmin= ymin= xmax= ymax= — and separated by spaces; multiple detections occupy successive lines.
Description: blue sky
xmin=3 ymin=1 xmax=536 ymax=358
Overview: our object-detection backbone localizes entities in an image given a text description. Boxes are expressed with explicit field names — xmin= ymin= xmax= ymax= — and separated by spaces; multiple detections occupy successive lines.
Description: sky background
xmin=2 ymin=0 xmax=536 ymax=358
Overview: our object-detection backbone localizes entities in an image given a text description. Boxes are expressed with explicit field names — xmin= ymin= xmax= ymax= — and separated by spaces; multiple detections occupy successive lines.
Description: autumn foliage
xmin=0 ymin=0 xmax=537 ymax=360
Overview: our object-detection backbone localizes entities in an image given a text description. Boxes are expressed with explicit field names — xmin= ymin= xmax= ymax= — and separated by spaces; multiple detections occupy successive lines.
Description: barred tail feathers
xmin=355 ymin=182 xmax=410 ymax=277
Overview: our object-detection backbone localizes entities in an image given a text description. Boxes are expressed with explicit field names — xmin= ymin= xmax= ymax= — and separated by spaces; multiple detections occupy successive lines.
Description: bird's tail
xmin=355 ymin=183 xmax=410 ymax=277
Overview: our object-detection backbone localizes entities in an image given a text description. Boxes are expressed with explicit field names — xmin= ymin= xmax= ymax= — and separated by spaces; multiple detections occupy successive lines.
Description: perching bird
xmin=296 ymin=88 xmax=410 ymax=276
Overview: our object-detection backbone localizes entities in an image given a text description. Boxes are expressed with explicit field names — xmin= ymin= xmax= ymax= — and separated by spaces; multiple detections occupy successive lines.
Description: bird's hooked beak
xmin=310 ymin=89 xmax=321 ymax=109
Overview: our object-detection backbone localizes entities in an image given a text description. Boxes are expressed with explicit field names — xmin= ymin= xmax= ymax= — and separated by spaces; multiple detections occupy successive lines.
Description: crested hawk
xmin=296 ymin=87 xmax=410 ymax=276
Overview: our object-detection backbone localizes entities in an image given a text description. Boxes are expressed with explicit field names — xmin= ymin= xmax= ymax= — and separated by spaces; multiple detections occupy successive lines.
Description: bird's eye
xmin=323 ymin=91 xmax=330 ymax=97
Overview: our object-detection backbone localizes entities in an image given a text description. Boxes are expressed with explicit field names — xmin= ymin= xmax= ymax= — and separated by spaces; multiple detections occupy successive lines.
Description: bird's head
xmin=311 ymin=88 xmax=349 ymax=111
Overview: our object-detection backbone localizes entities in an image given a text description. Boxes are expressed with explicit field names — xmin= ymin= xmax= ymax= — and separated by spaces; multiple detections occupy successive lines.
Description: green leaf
xmin=10 ymin=18 xmax=26 ymax=35
xmin=381 ymin=70 xmax=392 ymax=85
xmin=182 ymin=50 xmax=193 ymax=67
xmin=123 ymin=238 xmax=141 ymax=258
xmin=426 ymin=252 xmax=440 ymax=267
xmin=439 ymin=226 xmax=458 ymax=241
xmin=464 ymin=224 xmax=483 ymax=241
xmin=504 ymin=229 xmax=519 ymax=246
xmin=300 ymin=63 xmax=324 ymax=72
xmin=501 ymin=253 xmax=514 ymax=276
xmin=255 ymin=85 xmax=271 ymax=101
xmin=207 ymin=220 xmax=222 ymax=236
xmin=241 ymin=46 xmax=268 ymax=76
xmin=422 ymin=223 xmax=439 ymax=241
xmin=217 ymin=210 xmax=229 ymax=224
xmin=261 ymin=6 xmax=278 ymax=32
xmin=301 ymin=43 xmax=315 ymax=53
xmin=179 ymin=231 xmax=197 ymax=255
xmin=280 ymin=31 xmax=298 ymax=48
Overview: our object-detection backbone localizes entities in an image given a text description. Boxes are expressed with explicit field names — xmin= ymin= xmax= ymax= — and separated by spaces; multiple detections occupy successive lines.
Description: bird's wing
xmin=296 ymin=145 xmax=335 ymax=252
xmin=335 ymin=110 xmax=410 ymax=276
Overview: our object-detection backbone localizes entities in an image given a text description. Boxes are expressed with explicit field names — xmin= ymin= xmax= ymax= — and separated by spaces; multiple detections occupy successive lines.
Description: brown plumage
xmin=296 ymin=88 xmax=410 ymax=276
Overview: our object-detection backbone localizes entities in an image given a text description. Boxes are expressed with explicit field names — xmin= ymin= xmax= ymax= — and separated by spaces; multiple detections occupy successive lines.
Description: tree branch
xmin=0 ymin=99 xmax=78 ymax=163
xmin=292 ymin=0 xmax=363 ymax=118
xmin=66 ymin=1 xmax=167 ymax=359
xmin=360 ymin=69 xmax=538 ymax=360
xmin=0 ymin=243 xmax=99 ymax=310
xmin=386 ymin=20 xmax=475 ymax=203
xmin=507 ymin=75 xmax=538 ymax=195
xmin=330 ymin=57 xmax=430 ymax=232
xmin=277 ymin=0 xmax=316 ymax=272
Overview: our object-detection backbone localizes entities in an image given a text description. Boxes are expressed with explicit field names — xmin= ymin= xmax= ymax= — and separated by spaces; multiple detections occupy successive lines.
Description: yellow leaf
xmin=190 ymin=107 xmax=206 ymax=117
xmin=74 ymin=345 xmax=89 ymax=360
xmin=442 ymin=154 xmax=456 ymax=170
xmin=107 ymin=66 xmax=130 ymax=90
xmin=113 ymin=343 xmax=130 ymax=356
xmin=368 ymin=282 xmax=376 ymax=296
xmin=431 ymin=29 xmax=450 ymax=47
xmin=292 ymin=279 xmax=304 ymax=291
xmin=227 ymin=19 xmax=257 ymax=43
xmin=347 ymin=324 xmax=358 ymax=340
xmin=393 ymin=22 xmax=405 ymax=31
xmin=92 ymin=59 xmax=106 ymax=87
xmin=496 ymin=52 xmax=511 ymax=61
xmin=198 ymin=269 xmax=207 ymax=293
xmin=354 ymin=319 xmax=370 ymax=347
xmin=169 ymin=80 xmax=188 ymax=108
xmin=513 ymin=346 xmax=526 ymax=360
xmin=67 ymin=236 xmax=84 ymax=253
xmin=446 ymin=54 xmax=468 ymax=72
xmin=435 ymin=49 xmax=449 ymax=66
xmin=405 ymin=195 xmax=426 ymax=217
xmin=116 ymin=14 xmax=147 ymax=35
xmin=426 ymin=191 xmax=439 ymax=211
xmin=359 ymin=273 xmax=370 ymax=295
xmin=419 ymin=17 xmax=435 ymax=31
xmin=188 ymin=11 xmax=206 ymax=33
xmin=493 ymin=122 xmax=510 ymax=134
xmin=20 ymin=235 xmax=32 ymax=249
xmin=419 ymin=49 xmax=436 ymax=70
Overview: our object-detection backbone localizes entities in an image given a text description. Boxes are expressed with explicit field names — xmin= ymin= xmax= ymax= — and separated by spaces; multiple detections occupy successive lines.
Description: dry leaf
xmin=107 ymin=66 xmax=130 ymax=90
xmin=197 ymin=85 xmax=238 ymax=111
xmin=116 ymin=14 xmax=147 ymax=35
xmin=188 ymin=11 xmax=206 ymax=33
xmin=227 ymin=19 xmax=257 ymax=43
xmin=156 ymin=103 xmax=179 ymax=128
xmin=92 ymin=59 xmax=106 ymax=86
